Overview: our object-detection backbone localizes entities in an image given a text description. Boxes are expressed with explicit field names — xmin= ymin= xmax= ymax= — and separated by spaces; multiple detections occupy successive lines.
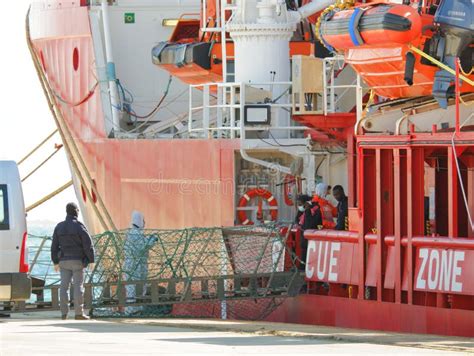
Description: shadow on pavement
xmin=158 ymin=335 xmax=334 ymax=347
xmin=11 ymin=321 xmax=201 ymax=334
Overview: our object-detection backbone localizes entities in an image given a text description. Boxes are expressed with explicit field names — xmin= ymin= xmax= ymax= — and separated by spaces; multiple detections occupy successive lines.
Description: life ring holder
xmin=283 ymin=174 xmax=302 ymax=206
xmin=237 ymin=188 xmax=278 ymax=225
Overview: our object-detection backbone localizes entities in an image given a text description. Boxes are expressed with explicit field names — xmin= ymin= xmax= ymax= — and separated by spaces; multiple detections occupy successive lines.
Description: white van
xmin=0 ymin=161 xmax=31 ymax=301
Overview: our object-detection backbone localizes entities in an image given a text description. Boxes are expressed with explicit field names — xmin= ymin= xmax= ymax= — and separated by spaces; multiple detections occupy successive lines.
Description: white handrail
xmin=188 ymin=81 xmax=303 ymax=139
xmin=321 ymin=57 xmax=362 ymax=115
xmin=187 ymin=58 xmax=365 ymax=143
xmin=189 ymin=81 xmax=293 ymax=89
xmin=221 ymin=0 xmax=227 ymax=82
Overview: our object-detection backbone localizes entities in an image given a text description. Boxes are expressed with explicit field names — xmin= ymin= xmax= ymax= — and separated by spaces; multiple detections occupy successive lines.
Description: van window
xmin=0 ymin=185 xmax=9 ymax=230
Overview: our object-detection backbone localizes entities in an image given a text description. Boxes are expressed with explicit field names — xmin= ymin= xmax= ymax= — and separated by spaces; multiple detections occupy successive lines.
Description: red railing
xmin=294 ymin=228 xmax=474 ymax=310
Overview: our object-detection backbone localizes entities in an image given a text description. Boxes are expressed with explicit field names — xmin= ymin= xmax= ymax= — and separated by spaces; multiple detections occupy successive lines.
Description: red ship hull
xmin=30 ymin=4 xmax=239 ymax=232
xmin=268 ymin=294 xmax=474 ymax=337
xmin=29 ymin=1 xmax=474 ymax=338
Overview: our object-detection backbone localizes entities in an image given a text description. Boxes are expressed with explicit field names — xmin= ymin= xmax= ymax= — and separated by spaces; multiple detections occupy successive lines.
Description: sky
xmin=0 ymin=1 xmax=77 ymax=224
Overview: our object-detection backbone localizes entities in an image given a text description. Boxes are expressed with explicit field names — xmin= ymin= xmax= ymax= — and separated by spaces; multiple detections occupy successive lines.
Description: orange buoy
xmin=237 ymin=189 xmax=278 ymax=225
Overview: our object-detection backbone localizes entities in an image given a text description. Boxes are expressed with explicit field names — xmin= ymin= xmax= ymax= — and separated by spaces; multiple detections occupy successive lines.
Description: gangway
xmin=3 ymin=225 xmax=304 ymax=320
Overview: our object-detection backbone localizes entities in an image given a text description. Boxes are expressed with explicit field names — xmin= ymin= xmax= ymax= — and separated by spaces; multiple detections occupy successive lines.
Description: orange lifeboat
xmin=318 ymin=3 xmax=473 ymax=100
xmin=318 ymin=4 xmax=436 ymax=98
xmin=320 ymin=4 xmax=422 ymax=50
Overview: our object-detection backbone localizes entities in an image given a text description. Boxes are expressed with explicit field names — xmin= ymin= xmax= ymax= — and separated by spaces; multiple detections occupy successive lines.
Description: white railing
xmin=322 ymin=56 xmax=363 ymax=118
xmin=189 ymin=82 xmax=241 ymax=138
xmin=188 ymin=54 xmax=365 ymax=141
xmin=188 ymin=81 xmax=309 ymax=141
xmin=200 ymin=0 xmax=238 ymax=81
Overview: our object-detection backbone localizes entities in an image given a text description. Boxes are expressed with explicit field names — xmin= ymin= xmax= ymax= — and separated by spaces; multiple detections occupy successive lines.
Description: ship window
xmin=73 ymin=47 xmax=79 ymax=71
xmin=162 ymin=19 xmax=179 ymax=27
xmin=0 ymin=185 xmax=10 ymax=231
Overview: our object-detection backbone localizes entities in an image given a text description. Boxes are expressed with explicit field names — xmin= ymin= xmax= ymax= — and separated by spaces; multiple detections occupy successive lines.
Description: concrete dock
xmin=1 ymin=313 xmax=472 ymax=355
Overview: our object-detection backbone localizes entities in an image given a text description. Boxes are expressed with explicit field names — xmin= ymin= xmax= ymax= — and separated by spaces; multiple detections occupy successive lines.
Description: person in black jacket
xmin=51 ymin=202 xmax=95 ymax=320
xmin=295 ymin=194 xmax=323 ymax=268
xmin=333 ymin=185 xmax=348 ymax=231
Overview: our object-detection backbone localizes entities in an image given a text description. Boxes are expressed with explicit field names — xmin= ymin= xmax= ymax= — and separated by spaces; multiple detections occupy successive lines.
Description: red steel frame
xmin=273 ymin=63 xmax=474 ymax=335
xmin=270 ymin=129 xmax=474 ymax=337
xmin=35 ymin=0 xmax=474 ymax=337
xmin=355 ymin=130 xmax=474 ymax=301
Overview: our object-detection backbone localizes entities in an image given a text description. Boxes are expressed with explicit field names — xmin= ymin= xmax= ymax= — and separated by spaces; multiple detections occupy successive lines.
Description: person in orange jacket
xmin=312 ymin=183 xmax=337 ymax=229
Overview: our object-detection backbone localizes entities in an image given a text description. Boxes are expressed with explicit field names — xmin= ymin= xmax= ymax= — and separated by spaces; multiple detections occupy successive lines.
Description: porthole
xmin=73 ymin=47 xmax=79 ymax=71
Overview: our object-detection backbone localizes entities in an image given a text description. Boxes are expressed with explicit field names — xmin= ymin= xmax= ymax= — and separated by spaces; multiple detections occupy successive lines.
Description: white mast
xmin=101 ymin=0 xmax=122 ymax=134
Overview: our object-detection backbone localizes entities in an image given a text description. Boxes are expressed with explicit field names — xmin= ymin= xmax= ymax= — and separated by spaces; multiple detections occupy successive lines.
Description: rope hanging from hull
xmin=26 ymin=180 xmax=73 ymax=212
xmin=26 ymin=7 xmax=117 ymax=233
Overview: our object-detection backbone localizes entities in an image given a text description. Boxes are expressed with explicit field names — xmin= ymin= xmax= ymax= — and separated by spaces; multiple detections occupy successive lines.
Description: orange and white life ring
xmin=237 ymin=188 xmax=278 ymax=225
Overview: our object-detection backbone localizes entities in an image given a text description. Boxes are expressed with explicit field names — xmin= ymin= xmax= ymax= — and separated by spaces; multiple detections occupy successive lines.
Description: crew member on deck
xmin=332 ymin=185 xmax=348 ymax=231
xmin=312 ymin=183 xmax=337 ymax=229
xmin=296 ymin=194 xmax=323 ymax=267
